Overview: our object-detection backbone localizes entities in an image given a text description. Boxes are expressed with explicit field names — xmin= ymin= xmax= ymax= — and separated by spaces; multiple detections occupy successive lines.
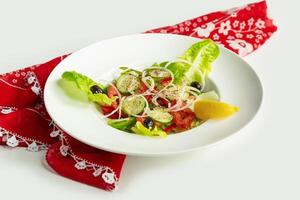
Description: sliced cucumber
xmin=148 ymin=109 xmax=173 ymax=123
xmin=162 ymin=86 xmax=189 ymax=101
xmin=148 ymin=69 xmax=170 ymax=78
xmin=122 ymin=96 xmax=146 ymax=115
xmin=116 ymin=74 xmax=139 ymax=94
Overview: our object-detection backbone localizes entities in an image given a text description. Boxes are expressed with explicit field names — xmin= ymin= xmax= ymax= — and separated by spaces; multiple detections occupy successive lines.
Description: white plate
xmin=44 ymin=34 xmax=262 ymax=156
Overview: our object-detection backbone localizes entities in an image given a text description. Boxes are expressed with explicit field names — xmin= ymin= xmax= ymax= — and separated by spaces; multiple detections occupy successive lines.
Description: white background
xmin=0 ymin=0 xmax=299 ymax=199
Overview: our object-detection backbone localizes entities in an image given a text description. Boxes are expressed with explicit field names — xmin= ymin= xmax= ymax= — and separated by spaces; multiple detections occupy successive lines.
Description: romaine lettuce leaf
xmin=166 ymin=62 xmax=190 ymax=84
xmin=166 ymin=39 xmax=220 ymax=85
xmin=62 ymin=71 xmax=114 ymax=106
xmin=131 ymin=121 xmax=167 ymax=137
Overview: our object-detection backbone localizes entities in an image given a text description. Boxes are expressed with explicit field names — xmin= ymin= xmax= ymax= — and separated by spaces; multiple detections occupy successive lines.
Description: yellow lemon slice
xmin=194 ymin=99 xmax=239 ymax=120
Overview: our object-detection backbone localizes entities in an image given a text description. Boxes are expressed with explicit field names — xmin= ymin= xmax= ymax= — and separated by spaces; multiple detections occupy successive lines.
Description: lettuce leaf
xmin=131 ymin=121 xmax=167 ymax=137
xmin=166 ymin=39 xmax=220 ymax=85
xmin=62 ymin=71 xmax=114 ymax=106
xmin=88 ymin=93 xmax=115 ymax=106
xmin=107 ymin=117 xmax=136 ymax=132
xmin=166 ymin=62 xmax=190 ymax=84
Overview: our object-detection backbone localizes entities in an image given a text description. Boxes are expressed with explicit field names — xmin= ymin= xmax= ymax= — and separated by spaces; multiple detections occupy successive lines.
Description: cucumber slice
xmin=148 ymin=109 xmax=173 ymax=123
xmin=162 ymin=86 xmax=189 ymax=101
xmin=148 ymin=69 xmax=170 ymax=78
xmin=116 ymin=74 xmax=139 ymax=94
xmin=122 ymin=96 xmax=146 ymax=115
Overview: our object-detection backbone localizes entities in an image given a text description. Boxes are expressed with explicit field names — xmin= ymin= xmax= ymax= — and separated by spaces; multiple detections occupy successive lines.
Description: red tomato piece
xmin=111 ymin=101 xmax=118 ymax=109
xmin=138 ymin=81 xmax=148 ymax=93
xmin=144 ymin=94 xmax=153 ymax=102
xmin=107 ymin=84 xmax=119 ymax=108
xmin=138 ymin=81 xmax=153 ymax=103
xmin=164 ymin=124 xmax=177 ymax=133
xmin=160 ymin=77 xmax=172 ymax=86
xmin=107 ymin=84 xmax=118 ymax=98
xmin=157 ymin=97 xmax=169 ymax=107
xmin=171 ymin=99 xmax=177 ymax=106
xmin=136 ymin=117 xmax=145 ymax=123
xmin=101 ymin=105 xmax=119 ymax=119
xmin=171 ymin=108 xmax=195 ymax=130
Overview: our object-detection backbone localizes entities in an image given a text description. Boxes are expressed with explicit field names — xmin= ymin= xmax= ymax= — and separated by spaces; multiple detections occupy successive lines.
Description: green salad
xmin=61 ymin=39 xmax=239 ymax=137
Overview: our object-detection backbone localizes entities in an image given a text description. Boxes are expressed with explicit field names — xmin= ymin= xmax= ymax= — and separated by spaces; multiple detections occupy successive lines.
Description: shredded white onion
xmin=167 ymin=100 xmax=181 ymax=111
xmin=141 ymin=67 xmax=175 ymax=97
xmin=141 ymin=95 xmax=150 ymax=116
xmin=152 ymin=95 xmax=171 ymax=108
xmin=99 ymin=60 xmax=208 ymax=120
xmin=187 ymin=86 xmax=202 ymax=94
xmin=183 ymin=86 xmax=201 ymax=98
xmin=166 ymin=86 xmax=200 ymax=112
xmin=142 ymin=70 xmax=147 ymax=78
xmin=101 ymin=101 xmax=122 ymax=119
xmin=151 ymin=94 xmax=160 ymax=106
xmin=118 ymin=108 xmax=122 ymax=119
xmin=145 ymin=67 xmax=175 ymax=85
xmin=187 ymin=91 xmax=199 ymax=99
xmin=117 ymin=97 xmax=125 ymax=119
xmin=167 ymin=86 xmax=187 ymax=110
xmin=170 ymin=100 xmax=194 ymax=112
xmin=97 ymin=79 xmax=122 ymax=101
xmin=151 ymin=83 xmax=175 ymax=106
xmin=141 ymin=76 xmax=155 ymax=95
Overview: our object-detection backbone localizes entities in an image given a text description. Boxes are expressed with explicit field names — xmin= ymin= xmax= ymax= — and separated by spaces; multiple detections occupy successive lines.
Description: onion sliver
xmin=97 ymin=79 xmax=122 ymax=101
xmin=141 ymin=76 xmax=155 ymax=94
xmin=170 ymin=100 xmax=194 ymax=112
xmin=101 ymin=101 xmax=122 ymax=119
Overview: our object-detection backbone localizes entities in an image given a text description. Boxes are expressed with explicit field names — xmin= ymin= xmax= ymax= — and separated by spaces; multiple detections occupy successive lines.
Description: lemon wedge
xmin=194 ymin=99 xmax=239 ymax=120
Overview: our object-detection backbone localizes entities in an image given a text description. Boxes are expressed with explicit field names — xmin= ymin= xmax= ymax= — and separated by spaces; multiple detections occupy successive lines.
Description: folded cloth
xmin=0 ymin=1 xmax=277 ymax=191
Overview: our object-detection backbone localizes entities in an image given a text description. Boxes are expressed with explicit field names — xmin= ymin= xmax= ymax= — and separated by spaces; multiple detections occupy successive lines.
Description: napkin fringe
xmin=0 ymin=120 xmax=119 ymax=190
xmin=0 ymin=126 xmax=48 ymax=151
xmin=46 ymin=124 xmax=120 ymax=190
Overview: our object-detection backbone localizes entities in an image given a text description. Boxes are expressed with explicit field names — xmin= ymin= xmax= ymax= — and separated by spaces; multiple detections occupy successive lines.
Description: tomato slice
xmin=160 ymin=77 xmax=172 ymax=86
xmin=138 ymin=81 xmax=148 ymax=93
xmin=144 ymin=94 xmax=153 ymax=103
xmin=138 ymin=81 xmax=153 ymax=103
xmin=107 ymin=84 xmax=118 ymax=98
xmin=164 ymin=124 xmax=176 ymax=133
xmin=107 ymin=84 xmax=119 ymax=109
xmin=101 ymin=105 xmax=119 ymax=119
xmin=136 ymin=117 xmax=145 ymax=123
xmin=171 ymin=108 xmax=195 ymax=130
xmin=157 ymin=97 xmax=169 ymax=107
xmin=171 ymin=99 xmax=177 ymax=106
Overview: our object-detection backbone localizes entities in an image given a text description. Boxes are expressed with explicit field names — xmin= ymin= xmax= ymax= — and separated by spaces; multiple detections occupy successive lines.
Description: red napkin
xmin=0 ymin=1 xmax=276 ymax=191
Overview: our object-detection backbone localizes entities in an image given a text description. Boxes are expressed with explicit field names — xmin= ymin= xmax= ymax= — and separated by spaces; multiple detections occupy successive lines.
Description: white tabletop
xmin=0 ymin=0 xmax=299 ymax=199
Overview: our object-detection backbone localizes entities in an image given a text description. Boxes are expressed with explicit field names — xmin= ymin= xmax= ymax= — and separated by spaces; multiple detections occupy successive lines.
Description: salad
xmin=61 ymin=39 xmax=239 ymax=137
